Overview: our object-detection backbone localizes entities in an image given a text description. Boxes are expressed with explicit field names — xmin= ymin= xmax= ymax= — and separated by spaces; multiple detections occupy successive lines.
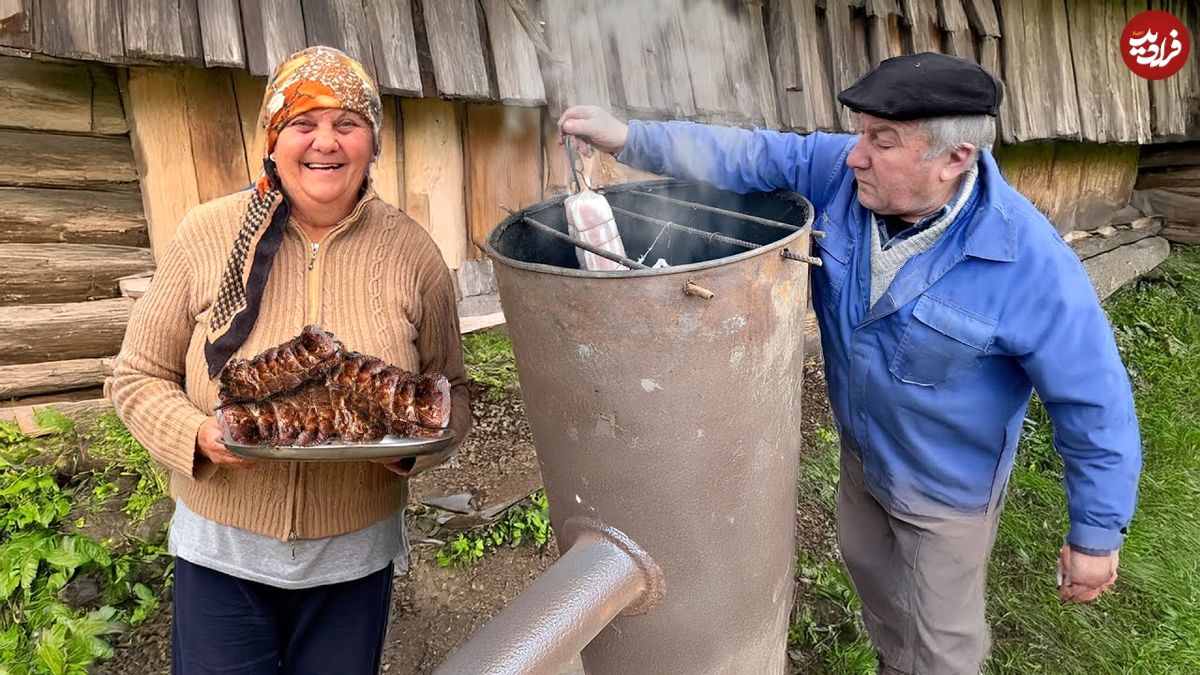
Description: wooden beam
xmin=240 ymin=0 xmax=306 ymax=78
xmin=735 ymin=0 xmax=782 ymax=128
xmin=465 ymin=105 xmax=542 ymax=259
xmin=1083 ymin=236 xmax=1170 ymax=300
xmin=183 ymin=68 xmax=251 ymax=201
xmin=0 ymin=56 xmax=91 ymax=132
xmin=363 ymin=0 xmax=422 ymax=96
xmin=301 ymin=0 xmax=376 ymax=80
xmin=90 ymin=65 xmax=128 ymax=135
xmin=481 ymin=0 xmax=545 ymax=106
xmin=824 ymin=0 xmax=863 ymax=131
xmin=402 ymin=97 xmax=469 ymax=271
xmin=901 ymin=0 xmax=941 ymax=53
xmin=0 ymin=298 xmax=133 ymax=365
xmin=122 ymin=67 xmax=202 ymax=259
xmin=1149 ymin=0 xmax=1200 ymax=141
xmin=0 ymin=243 xmax=155 ymax=305
xmin=1071 ymin=218 xmax=1163 ymax=260
xmin=0 ymin=358 xmax=115 ymax=399
xmin=961 ymin=0 xmax=999 ymax=36
xmin=682 ymin=0 xmax=738 ymax=121
xmin=0 ymin=128 xmax=137 ymax=189
xmin=231 ymin=69 xmax=267 ymax=185
xmin=0 ymin=0 xmax=35 ymax=50
xmin=39 ymin=0 xmax=125 ymax=62
xmin=197 ymin=0 xmax=246 ymax=67
xmin=123 ymin=0 xmax=204 ymax=64
xmin=372 ymin=96 xmax=404 ymax=209
xmin=937 ymin=0 xmax=974 ymax=59
xmin=420 ymin=0 xmax=493 ymax=100
xmin=0 ymin=187 xmax=148 ymax=246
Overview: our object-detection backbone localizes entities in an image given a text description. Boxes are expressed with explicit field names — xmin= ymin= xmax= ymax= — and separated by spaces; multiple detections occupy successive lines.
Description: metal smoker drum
xmin=484 ymin=180 xmax=814 ymax=674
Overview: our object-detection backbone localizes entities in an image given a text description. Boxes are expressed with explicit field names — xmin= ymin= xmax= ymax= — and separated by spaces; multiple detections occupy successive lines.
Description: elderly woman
xmin=108 ymin=46 xmax=470 ymax=674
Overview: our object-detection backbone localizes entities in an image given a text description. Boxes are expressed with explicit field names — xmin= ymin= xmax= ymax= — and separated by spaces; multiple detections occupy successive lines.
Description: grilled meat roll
xmin=217 ymin=383 xmax=389 ymax=446
xmin=328 ymin=352 xmax=452 ymax=430
xmin=218 ymin=325 xmax=342 ymax=402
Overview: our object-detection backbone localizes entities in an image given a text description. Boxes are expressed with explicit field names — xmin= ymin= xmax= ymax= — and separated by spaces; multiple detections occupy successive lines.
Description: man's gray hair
xmin=919 ymin=115 xmax=996 ymax=163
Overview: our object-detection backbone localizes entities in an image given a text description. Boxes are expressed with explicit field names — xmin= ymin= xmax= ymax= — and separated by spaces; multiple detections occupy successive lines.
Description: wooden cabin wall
xmin=0 ymin=55 xmax=149 ymax=403
xmin=995 ymin=143 xmax=1140 ymax=234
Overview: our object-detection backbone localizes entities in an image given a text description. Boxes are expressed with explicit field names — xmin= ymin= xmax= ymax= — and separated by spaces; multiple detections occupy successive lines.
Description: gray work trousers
xmin=837 ymin=447 xmax=1004 ymax=675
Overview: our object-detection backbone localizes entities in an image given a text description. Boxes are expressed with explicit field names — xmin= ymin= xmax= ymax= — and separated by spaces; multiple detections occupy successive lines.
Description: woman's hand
xmin=558 ymin=106 xmax=629 ymax=158
xmin=195 ymin=417 xmax=256 ymax=468
xmin=374 ymin=454 xmax=444 ymax=477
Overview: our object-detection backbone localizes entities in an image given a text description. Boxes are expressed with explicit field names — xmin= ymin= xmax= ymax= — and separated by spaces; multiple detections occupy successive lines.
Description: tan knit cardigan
xmin=108 ymin=189 xmax=471 ymax=541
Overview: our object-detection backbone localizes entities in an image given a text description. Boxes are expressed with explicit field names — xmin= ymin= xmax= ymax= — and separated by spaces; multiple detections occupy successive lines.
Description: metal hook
xmin=563 ymin=135 xmax=592 ymax=193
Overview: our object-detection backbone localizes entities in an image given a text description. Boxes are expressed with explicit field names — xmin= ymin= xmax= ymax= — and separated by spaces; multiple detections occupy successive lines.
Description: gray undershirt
xmin=168 ymin=499 xmax=409 ymax=589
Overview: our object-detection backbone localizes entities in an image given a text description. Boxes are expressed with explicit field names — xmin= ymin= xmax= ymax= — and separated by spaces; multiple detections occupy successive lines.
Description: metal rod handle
xmin=628 ymin=190 xmax=802 ymax=233
xmin=520 ymin=215 xmax=650 ymax=271
xmin=781 ymin=248 xmax=822 ymax=266
xmin=683 ymin=280 xmax=715 ymax=300
xmin=611 ymin=206 xmax=761 ymax=252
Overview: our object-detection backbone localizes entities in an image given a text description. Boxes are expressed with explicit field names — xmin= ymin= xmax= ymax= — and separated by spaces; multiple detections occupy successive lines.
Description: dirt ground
xmin=98 ymin=364 xmax=835 ymax=674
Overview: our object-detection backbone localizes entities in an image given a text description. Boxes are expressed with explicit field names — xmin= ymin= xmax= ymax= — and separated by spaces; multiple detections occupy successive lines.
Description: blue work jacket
xmin=621 ymin=121 xmax=1141 ymax=551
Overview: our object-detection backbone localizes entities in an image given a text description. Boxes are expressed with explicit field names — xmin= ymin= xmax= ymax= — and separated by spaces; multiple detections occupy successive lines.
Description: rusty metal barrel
xmin=483 ymin=180 xmax=813 ymax=674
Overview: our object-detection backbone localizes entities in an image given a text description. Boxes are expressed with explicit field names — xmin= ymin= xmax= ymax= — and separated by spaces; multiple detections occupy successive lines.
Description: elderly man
xmin=559 ymin=53 xmax=1141 ymax=674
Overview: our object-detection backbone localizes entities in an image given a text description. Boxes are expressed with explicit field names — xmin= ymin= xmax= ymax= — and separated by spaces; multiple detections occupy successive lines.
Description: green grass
xmin=461 ymin=330 xmax=520 ymax=402
xmin=793 ymin=246 xmax=1200 ymax=673
xmin=435 ymin=491 xmax=551 ymax=567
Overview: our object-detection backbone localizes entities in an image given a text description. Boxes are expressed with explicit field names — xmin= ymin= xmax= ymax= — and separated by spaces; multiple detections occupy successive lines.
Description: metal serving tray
xmin=223 ymin=429 xmax=455 ymax=462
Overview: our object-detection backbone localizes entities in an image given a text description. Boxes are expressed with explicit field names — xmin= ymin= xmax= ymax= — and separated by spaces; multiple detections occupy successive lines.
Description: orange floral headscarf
xmin=205 ymin=46 xmax=382 ymax=379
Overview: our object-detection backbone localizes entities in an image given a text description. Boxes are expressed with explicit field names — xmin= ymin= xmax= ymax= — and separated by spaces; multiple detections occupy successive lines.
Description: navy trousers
xmin=171 ymin=558 xmax=394 ymax=675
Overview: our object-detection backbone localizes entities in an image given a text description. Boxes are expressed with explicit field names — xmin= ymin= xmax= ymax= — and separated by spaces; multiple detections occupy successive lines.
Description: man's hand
xmin=558 ymin=106 xmax=629 ymax=158
xmin=1058 ymin=545 xmax=1119 ymax=603
xmin=196 ymin=417 xmax=255 ymax=468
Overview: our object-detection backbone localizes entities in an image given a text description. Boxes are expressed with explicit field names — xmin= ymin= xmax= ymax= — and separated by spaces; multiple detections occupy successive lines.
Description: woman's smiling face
xmin=273 ymin=108 xmax=374 ymax=218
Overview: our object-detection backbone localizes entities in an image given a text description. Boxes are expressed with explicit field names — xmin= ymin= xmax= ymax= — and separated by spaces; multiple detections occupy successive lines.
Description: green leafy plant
xmin=0 ymin=418 xmax=171 ymax=674
xmin=86 ymin=413 xmax=166 ymax=523
xmin=462 ymin=331 xmax=519 ymax=402
xmin=436 ymin=491 xmax=552 ymax=567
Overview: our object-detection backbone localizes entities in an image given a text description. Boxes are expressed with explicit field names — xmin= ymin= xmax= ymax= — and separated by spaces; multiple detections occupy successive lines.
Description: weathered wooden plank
xmin=421 ymin=0 xmax=492 ymax=100
xmin=0 ymin=298 xmax=132 ymax=365
xmin=562 ymin=0 xmax=609 ymax=109
xmin=122 ymin=68 xmax=202 ymax=259
xmin=768 ymin=0 xmax=835 ymax=132
xmin=0 ymin=243 xmax=155 ymax=305
xmin=541 ymin=109 xmax=571 ymax=198
xmin=90 ymin=66 xmax=128 ymax=135
xmin=824 ymin=0 xmax=864 ymax=131
xmin=682 ymin=0 xmax=738 ymax=121
xmin=1067 ymin=0 xmax=1150 ymax=144
xmin=1148 ymin=0 xmax=1200 ymax=141
xmin=1071 ymin=218 xmax=1163 ymax=260
xmin=183 ymin=68 xmax=250 ymax=201
xmin=363 ymin=0 xmax=422 ymax=96
xmin=1132 ymin=187 xmax=1200 ymax=236
xmin=534 ymin=0 xmax=576 ymax=116
xmin=1162 ymin=223 xmax=1200 ymax=245
xmin=0 ymin=56 xmax=93 ymax=133
xmin=301 ymin=0 xmax=376 ymax=80
xmin=0 ymin=0 xmax=35 ymax=50
xmin=0 ymin=129 xmax=137 ymax=189
xmin=901 ymin=0 xmax=941 ymax=53
xmin=865 ymin=0 xmax=901 ymax=65
xmin=0 ymin=358 xmax=115 ymax=399
xmin=123 ymin=0 xmax=203 ymax=64
xmin=402 ymin=97 xmax=469 ymax=270
xmin=465 ymin=105 xmax=542 ymax=259
xmin=39 ymin=0 xmax=125 ymax=62
xmin=0 ymin=187 xmax=148 ymax=246
xmin=197 ymin=0 xmax=245 ymax=67
xmin=240 ymin=0 xmax=306 ymax=78
xmin=481 ymin=0 xmax=544 ymax=106
xmin=995 ymin=0 xmax=1080 ymax=142
xmin=937 ymin=0 xmax=974 ymax=59
xmin=372 ymin=96 xmax=403 ymax=209
xmin=1138 ymin=142 xmax=1200 ymax=170
xmin=231 ymin=70 xmax=267 ymax=184
xmin=738 ymin=0 xmax=782 ymax=128
xmin=1083 ymin=236 xmax=1170 ymax=300
xmin=652 ymin=0 xmax=698 ymax=118
xmin=961 ymin=0 xmax=999 ymax=36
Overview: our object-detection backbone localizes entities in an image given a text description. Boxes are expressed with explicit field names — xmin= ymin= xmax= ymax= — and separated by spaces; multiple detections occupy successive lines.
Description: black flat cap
xmin=837 ymin=52 xmax=1003 ymax=120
